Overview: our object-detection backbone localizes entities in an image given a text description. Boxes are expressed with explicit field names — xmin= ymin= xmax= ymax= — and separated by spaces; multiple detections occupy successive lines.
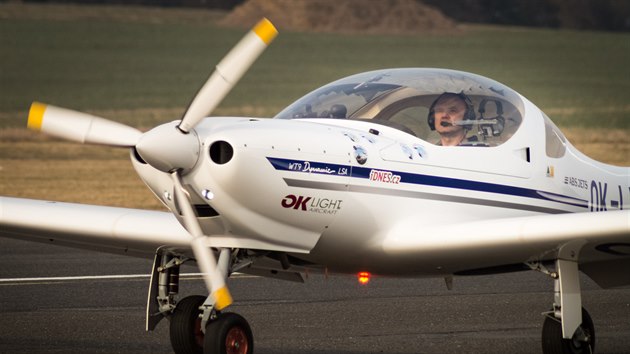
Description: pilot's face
xmin=434 ymin=96 xmax=466 ymax=134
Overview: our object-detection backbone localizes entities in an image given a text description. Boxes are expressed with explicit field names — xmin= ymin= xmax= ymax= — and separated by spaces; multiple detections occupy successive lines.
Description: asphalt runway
xmin=1 ymin=237 xmax=629 ymax=354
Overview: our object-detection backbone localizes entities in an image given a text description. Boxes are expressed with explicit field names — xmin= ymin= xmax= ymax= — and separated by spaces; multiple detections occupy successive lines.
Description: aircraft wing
xmin=0 ymin=196 xmax=307 ymax=258
xmin=382 ymin=210 xmax=630 ymax=288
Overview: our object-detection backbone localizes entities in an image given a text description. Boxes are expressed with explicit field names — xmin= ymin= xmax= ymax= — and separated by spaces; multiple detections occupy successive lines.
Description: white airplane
xmin=1 ymin=18 xmax=628 ymax=354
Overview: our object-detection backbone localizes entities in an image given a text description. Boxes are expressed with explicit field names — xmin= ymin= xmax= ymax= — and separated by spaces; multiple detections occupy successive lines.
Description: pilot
xmin=320 ymin=104 xmax=347 ymax=119
xmin=428 ymin=92 xmax=478 ymax=146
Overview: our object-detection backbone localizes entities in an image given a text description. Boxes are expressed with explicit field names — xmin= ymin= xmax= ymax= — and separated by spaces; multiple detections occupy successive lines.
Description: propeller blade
xmin=178 ymin=18 xmax=278 ymax=133
xmin=171 ymin=172 xmax=233 ymax=310
xmin=28 ymin=102 xmax=142 ymax=147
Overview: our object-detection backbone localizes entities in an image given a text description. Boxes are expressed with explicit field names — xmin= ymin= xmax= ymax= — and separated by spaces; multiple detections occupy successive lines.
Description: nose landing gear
xmin=170 ymin=295 xmax=254 ymax=354
xmin=169 ymin=295 xmax=253 ymax=354
xmin=150 ymin=251 xmax=254 ymax=354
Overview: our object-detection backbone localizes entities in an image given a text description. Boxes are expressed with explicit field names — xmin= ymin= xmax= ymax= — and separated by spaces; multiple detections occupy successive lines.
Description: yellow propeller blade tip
xmin=253 ymin=18 xmax=278 ymax=45
xmin=213 ymin=286 xmax=233 ymax=310
xmin=27 ymin=102 xmax=47 ymax=131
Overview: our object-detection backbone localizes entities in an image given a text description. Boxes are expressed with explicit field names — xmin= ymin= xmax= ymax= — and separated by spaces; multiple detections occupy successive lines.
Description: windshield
xmin=277 ymin=82 xmax=401 ymax=119
xmin=276 ymin=69 xmax=525 ymax=147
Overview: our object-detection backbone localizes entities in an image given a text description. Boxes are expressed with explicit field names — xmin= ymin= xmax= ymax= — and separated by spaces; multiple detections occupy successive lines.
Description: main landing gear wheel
xmin=542 ymin=307 xmax=595 ymax=354
xmin=170 ymin=295 xmax=206 ymax=354
xmin=204 ymin=312 xmax=253 ymax=354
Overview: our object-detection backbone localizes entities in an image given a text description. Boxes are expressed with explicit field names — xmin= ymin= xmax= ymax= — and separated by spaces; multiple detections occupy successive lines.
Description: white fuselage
xmin=131 ymin=101 xmax=629 ymax=277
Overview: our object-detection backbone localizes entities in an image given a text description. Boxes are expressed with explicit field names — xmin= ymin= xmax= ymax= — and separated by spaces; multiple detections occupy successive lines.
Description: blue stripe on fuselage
xmin=267 ymin=157 xmax=588 ymax=209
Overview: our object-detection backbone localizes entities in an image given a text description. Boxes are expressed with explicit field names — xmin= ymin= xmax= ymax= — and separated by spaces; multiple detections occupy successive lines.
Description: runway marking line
xmin=0 ymin=272 xmax=255 ymax=285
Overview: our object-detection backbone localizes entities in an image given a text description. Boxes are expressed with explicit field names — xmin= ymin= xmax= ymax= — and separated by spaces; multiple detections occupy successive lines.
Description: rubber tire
xmin=203 ymin=312 xmax=253 ymax=354
xmin=170 ymin=295 xmax=206 ymax=354
xmin=542 ymin=307 xmax=595 ymax=354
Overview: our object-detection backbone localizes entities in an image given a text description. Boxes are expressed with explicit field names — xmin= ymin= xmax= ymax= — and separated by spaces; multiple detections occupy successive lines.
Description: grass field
xmin=1 ymin=4 xmax=629 ymax=208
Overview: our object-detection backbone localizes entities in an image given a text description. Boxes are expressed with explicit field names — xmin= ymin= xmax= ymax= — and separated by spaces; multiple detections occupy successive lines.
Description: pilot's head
xmin=428 ymin=92 xmax=475 ymax=146
xmin=329 ymin=104 xmax=347 ymax=119
xmin=427 ymin=92 xmax=475 ymax=145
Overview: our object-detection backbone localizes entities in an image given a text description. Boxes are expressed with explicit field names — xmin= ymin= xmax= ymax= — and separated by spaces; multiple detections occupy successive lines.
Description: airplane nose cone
xmin=136 ymin=121 xmax=201 ymax=173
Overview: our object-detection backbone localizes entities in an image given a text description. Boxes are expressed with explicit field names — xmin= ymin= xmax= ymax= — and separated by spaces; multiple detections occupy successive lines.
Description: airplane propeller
xmin=178 ymin=17 xmax=278 ymax=133
xmin=27 ymin=102 xmax=142 ymax=147
xmin=26 ymin=18 xmax=279 ymax=310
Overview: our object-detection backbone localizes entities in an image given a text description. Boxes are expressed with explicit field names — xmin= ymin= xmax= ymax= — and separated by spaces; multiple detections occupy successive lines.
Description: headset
xmin=427 ymin=92 xmax=476 ymax=131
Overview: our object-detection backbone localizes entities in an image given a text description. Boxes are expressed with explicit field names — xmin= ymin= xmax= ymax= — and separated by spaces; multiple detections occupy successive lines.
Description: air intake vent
xmin=209 ymin=141 xmax=234 ymax=165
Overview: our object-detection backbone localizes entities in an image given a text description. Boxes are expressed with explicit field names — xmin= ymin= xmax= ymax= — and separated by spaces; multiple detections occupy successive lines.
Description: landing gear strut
xmin=531 ymin=253 xmax=596 ymax=354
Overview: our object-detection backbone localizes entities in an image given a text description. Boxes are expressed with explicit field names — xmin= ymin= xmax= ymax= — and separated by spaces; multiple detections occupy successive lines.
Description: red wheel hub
xmin=193 ymin=318 xmax=204 ymax=348
xmin=225 ymin=326 xmax=249 ymax=354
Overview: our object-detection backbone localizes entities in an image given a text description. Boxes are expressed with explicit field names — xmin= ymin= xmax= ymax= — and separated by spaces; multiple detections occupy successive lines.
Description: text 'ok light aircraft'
xmin=1 ymin=18 xmax=629 ymax=354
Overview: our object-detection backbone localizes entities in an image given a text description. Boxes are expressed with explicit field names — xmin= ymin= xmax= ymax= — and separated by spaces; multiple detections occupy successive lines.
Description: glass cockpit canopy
xmin=275 ymin=69 xmax=525 ymax=146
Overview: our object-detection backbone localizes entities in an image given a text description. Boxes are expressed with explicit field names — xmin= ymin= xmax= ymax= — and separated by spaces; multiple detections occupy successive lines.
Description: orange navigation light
xmin=358 ymin=271 xmax=370 ymax=285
